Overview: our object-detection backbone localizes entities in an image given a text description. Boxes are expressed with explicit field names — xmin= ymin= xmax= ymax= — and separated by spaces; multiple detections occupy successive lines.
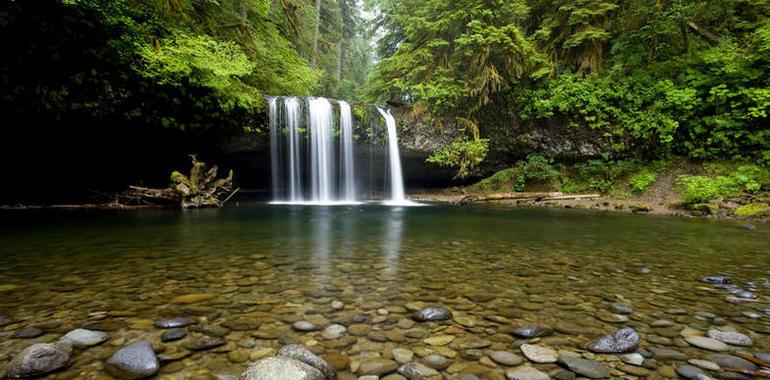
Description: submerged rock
xmin=398 ymin=362 xmax=439 ymax=379
xmin=240 ymin=357 xmax=324 ymax=380
xmin=685 ymin=336 xmax=729 ymax=351
xmin=5 ymin=341 xmax=73 ymax=378
xmin=511 ymin=325 xmax=553 ymax=338
xmin=587 ymin=327 xmax=640 ymax=353
xmin=520 ymin=344 xmax=558 ymax=363
xmin=186 ymin=337 xmax=226 ymax=351
xmin=11 ymin=327 xmax=44 ymax=339
xmin=277 ymin=344 xmax=335 ymax=380
xmin=737 ymin=224 xmax=757 ymax=231
xmin=104 ymin=341 xmax=159 ymax=379
xmin=707 ymin=329 xmax=753 ymax=346
xmin=558 ymin=355 xmax=609 ymax=379
xmin=321 ymin=324 xmax=346 ymax=340
xmin=702 ymin=276 xmax=731 ymax=285
xmin=161 ymin=328 xmax=187 ymax=342
xmin=413 ymin=307 xmax=452 ymax=322
xmin=153 ymin=317 xmax=197 ymax=329
xmin=505 ymin=366 xmax=550 ymax=380
xmin=60 ymin=328 xmax=109 ymax=348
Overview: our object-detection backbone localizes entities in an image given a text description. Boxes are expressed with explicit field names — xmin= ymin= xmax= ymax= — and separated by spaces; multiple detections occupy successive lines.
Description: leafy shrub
xmin=427 ymin=139 xmax=490 ymax=179
xmin=629 ymin=170 xmax=657 ymax=195
xmin=472 ymin=167 xmax=519 ymax=192
xmin=675 ymin=176 xmax=730 ymax=203
xmin=735 ymin=203 xmax=770 ymax=218
xmin=514 ymin=155 xmax=560 ymax=191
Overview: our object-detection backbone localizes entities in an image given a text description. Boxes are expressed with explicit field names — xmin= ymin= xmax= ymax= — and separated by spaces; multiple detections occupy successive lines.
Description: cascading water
xmin=377 ymin=107 xmax=407 ymax=204
xmin=308 ymin=97 xmax=335 ymax=203
xmin=285 ymin=97 xmax=303 ymax=202
xmin=339 ymin=101 xmax=356 ymax=202
xmin=267 ymin=96 xmax=417 ymax=206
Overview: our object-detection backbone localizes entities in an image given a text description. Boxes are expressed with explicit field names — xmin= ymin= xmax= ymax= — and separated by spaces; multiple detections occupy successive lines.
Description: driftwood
xmin=454 ymin=192 xmax=601 ymax=206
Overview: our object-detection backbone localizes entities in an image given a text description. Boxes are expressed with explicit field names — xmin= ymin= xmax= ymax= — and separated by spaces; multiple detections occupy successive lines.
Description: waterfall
xmin=377 ymin=108 xmax=406 ymax=203
xmin=308 ymin=97 xmax=335 ymax=203
xmin=268 ymin=97 xmax=281 ymax=199
xmin=339 ymin=101 xmax=356 ymax=202
xmin=267 ymin=96 xmax=417 ymax=206
xmin=285 ymin=97 xmax=303 ymax=202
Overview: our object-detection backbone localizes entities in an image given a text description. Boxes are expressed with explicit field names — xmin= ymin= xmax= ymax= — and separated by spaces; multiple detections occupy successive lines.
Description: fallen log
xmin=453 ymin=192 xmax=601 ymax=206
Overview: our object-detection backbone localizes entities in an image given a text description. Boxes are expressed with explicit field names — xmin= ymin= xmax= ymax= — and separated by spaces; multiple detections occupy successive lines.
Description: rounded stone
xmin=587 ymin=327 xmax=640 ymax=353
xmin=505 ymin=366 xmax=550 ymax=380
xmin=511 ymin=326 xmax=553 ymax=338
xmin=520 ymin=344 xmax=558 ymax=363
xmin=11 ymin=327 xmax=44 ymax=339
xmin=278 ymin=344 xmax=335 ymax=380
xmin=153 ymin=317 xmax=196 ymax=329
xmin=558 ymin=355 xmax=609 ymax=379
xmin=392 ymin=348 xmax=414 ymax=364
xmin=5 ymin=341 xmax=73 ymax=378
xmin=240 ymin=357 xmax=325 ymax=380
xmin=293 ymin=321 xmax=318 ymax=332
xmin=413 ymin=307 xmax=452 ymax=322
xmin=160 ymin=328 xmax=187 ymax=342
xmin=490 ymin=351 xmax=523 ymax=366
xmin=706 ymin=330 xmax=753 ymax=346
xmin=422 ymin=354 xmax=450 ymax=370
xmin=60 ymin=328 xmax=109 ymax=348
xmin=321 ymin=324 xmax=346 ymax=340
xmin=676 ymin=364 xmax=705 ymax=379
xmin=104 ymin=341 xmax=159 ymax=380
xmin=398 ymin=363 xmax=439 ymax=379
xmin=685 ymin=336 xmax=729 ymax=351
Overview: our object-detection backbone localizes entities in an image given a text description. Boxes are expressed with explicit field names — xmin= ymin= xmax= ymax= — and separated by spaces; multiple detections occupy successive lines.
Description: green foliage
xmin=735 ymin=202 xmax=770 ymax=218
xmin=629 ymin=171 xmax=657 ymax=195
xmin=471 ymin=154 xmax=559 ymax=192
xmin=426 ymin=139 xmax=490 ymax=179
xmin=675 ymin=175 xmax=735 ymax=203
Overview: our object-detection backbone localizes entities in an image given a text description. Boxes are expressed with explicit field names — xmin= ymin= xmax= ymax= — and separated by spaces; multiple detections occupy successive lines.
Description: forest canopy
xmin=1 ymin=0 xmax=769 ymax=176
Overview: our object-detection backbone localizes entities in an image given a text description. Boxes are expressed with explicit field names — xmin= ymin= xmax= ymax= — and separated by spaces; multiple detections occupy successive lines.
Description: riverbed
xmin=0 ymin=204 xmax=768 ymax=379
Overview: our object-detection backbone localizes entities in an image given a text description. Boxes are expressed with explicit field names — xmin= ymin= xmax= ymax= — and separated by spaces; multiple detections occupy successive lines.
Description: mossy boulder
xmin=735 ymin=203 xmax=770 ymax=218
xmin=630 ymin=204 xmax=652 ymax=213
xmin=690 ymin=203 xmax=718 ymax=216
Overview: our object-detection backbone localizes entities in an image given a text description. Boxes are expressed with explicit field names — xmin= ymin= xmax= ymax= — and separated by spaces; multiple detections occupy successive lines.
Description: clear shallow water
xmin=0 ymin=204 xmax=769 ymax=379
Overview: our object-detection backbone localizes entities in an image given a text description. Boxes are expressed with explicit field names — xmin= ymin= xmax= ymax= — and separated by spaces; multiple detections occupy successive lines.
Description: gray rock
xmin=737 ymin=224 xmax=756 ymax=231
xmin=186 ymin=337 xmax=226 ymax=351
xmin=104 ymin=341 xmax=159 ymax=379
xmin=702 ymin=276 xmax=731 ymax=285
xmin=505 ymin=366 xmax=550 ymax=380
xmin=688 ymin=359 xmax=720 ymax=371
xmin=706 ymin=354 xmax=756 ymax=370
xmin=685 ymin=336 xmax=729 ymax=351
xmin=490 ymin=351 xmax=523 ymax=366
xmin=60 ymin=328 xmax=109 ymax=348
xmin=511 ymin=326 xmax=553 ymax=338
xmin=648 ymin=347 xmax=688 ymax=361
xmin=391 ymin=348 xmax=414 ymax=364
xmin=293 ymin=321 xmax=318 ymax=332
xmin=587 ymin=327 xmax=640 ymax=353
xmin=5 ymin=341 xmax=73 ymax=378
xmin=240 ymin=357 xmax=324 ymax=380
xmin=755 ymin=353 xmax=770 ymax=363
xmin=277 ymin=344 xmax=334 ymax=380
xmin=609 ymin=303 xmax=633 ymax=315
xmin=413 ymin=307 xmax=452 ymax=322
xmin=520 ymin=344 xmax=558 ymax=363
xmin=676 ymin=364 xmax=705 ymax=379
xmin=558 ymin=355 xmax=609 ymax=379
xmin=153 ymin=317 xmax=196 ymax=329
xmin=397 ymin=363 xmax=439 ymax=379
xmin=707 ymin=330 xmax=753 ymax=346
xmin=161 ymin=328 xmax=187 ymax=342
xmin=356 ymin=359 xmax=399 ymax=376
xmin=734 ymin=290 xmax=757 ymax=299
xmin=620 ymin=353 xmax=644 ymax=366
xmin=321 ymin=324 xmax=346 ymax=340
xmin=11 ymin=327 xmax=44 ymax=339
xmin=421 ymin=354 xmax=450 ymax=370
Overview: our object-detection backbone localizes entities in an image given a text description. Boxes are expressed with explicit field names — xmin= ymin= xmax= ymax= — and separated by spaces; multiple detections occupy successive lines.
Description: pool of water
xmin=0 ymin=204 xmax=768 ymax=379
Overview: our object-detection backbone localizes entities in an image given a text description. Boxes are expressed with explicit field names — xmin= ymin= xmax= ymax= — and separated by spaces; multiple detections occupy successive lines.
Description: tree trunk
xmin=336 ymin=40 xmax=343 ymax=90
xmin=312 ymin=0 xmax=322 ymax=69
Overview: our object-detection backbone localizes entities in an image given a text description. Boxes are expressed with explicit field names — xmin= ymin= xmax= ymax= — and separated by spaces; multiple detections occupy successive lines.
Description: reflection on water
xmin=0 ymin=204 xmax=768 ymax=379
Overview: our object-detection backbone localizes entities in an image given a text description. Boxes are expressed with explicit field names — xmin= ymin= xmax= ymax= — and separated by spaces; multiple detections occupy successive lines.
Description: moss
xmin=630 ymin=204 xmax=652 ymax=213
xmin=690 ymin=203 xmax=718 ymax=216
xmin=735 ymin=203 xmax=770 ymax=218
